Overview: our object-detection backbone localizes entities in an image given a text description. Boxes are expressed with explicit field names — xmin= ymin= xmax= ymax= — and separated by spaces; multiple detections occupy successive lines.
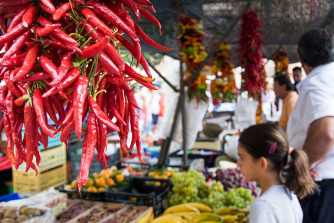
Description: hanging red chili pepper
xmin=73 ymin=76 xmax=89 ymax=139
xmin=33 ymin=89 xmax=56 ymax=138
xmin=24 ymin=103 xmax=37 ymax=172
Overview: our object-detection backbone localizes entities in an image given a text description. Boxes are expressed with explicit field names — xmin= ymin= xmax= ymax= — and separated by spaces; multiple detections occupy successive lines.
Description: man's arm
xmin=303 ymin=116 xmax=334 ymax=166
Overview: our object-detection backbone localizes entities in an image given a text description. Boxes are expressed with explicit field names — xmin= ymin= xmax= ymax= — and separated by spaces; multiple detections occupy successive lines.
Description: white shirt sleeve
xmin=249 ymin=200 xmax=278 ymax=223
xmin=302 ymin=87 xmax=334 ymax=130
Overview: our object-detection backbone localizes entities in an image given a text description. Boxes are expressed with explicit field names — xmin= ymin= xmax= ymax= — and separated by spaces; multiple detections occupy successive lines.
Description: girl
xmin=237 ymin=123 xmax=316 ymax=223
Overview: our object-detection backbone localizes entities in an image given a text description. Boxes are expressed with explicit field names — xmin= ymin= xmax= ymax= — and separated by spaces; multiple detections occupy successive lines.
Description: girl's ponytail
xmin=239 ymin=123 xmax=317 ymax=199
xmin=282 ymin=149 xmax=317 ymax=199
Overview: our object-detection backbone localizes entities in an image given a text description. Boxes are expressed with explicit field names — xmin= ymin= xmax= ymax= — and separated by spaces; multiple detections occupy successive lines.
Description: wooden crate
xmin=14 ymin=144 xmax=66 ymax=173
xmin=13 ymin=164 xmax=67 ymax=193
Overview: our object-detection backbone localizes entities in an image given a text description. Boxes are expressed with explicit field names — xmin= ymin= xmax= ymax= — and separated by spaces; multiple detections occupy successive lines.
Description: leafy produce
xmin=0 ymin=0 xmax=170 ymax=192
xmin=167 ymin=169 xmax=254 ymax=211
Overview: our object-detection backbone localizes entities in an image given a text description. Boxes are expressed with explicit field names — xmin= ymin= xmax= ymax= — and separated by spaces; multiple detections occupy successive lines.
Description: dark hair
xmin=239 ymin=123 xmax=316 ymax=198
xmin=274 ymin=75 xmax=294 ymax=91
xmin=298 ymin=29 xmax=334 ymax=67
xmin=292 ymin=67 xmax=302 ymax=73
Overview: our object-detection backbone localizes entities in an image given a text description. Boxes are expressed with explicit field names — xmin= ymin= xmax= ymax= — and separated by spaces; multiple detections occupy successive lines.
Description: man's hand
xmin=309 ymin=157 xmax=326 ymax=180
xmin=303 ymin=116 xmax=334 ymax=166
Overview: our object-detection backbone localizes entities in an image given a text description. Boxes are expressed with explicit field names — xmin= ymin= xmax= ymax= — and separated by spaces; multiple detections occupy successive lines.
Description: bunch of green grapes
xmin=167 ymin=169 xmax=206 ymax=206
xmin=201 ymin=180 xmax=225 ymax=210
xmin=224 ymin=187 xmax=254 ymax=208
xmin=197 ymin=181 xmax=210 ymax=198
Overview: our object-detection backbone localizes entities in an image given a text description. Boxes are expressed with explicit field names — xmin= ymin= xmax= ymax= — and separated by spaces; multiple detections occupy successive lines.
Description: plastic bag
xmin=223 ymin=134 xmax=240 ymax=161
xmin=234 ymin=98 xmax=259 ymax=130
xmin=163 ymin=94 xmax=208 ymax=149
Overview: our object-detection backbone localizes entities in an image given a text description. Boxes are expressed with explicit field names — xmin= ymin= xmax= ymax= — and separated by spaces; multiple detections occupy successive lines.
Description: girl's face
xmin=237 ymin=143 xmax=262 ymax=182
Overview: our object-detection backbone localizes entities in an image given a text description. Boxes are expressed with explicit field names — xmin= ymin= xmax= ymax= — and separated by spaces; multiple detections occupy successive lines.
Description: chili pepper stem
xmin=80 ymin=16 xmax=90 ymax=34
xmin=62 ymin=21 xmax=75 ymax=32
xmin=80 ymin=37 xmax=92 ymax=50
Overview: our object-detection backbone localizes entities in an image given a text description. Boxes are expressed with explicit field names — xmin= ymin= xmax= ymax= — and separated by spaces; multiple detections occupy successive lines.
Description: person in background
xmin=238 ymin=123 xmax=316 ymax=223
xmin=134 ymin=87 xmax=154 ymax=143
xmin=151 ymin=82 xmax=162 ymax=134
xmin=292 ymin=67 xmax=302 ymax=94
xmin=273 ymin=75 xmax=298 ymax=131
xmin=287 ymin=29 xmax=334 ymax=223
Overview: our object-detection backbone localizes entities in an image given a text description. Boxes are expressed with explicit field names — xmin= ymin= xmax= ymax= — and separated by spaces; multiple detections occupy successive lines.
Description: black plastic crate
xmin=58 ymin=185 xmax=105 ymax=201
xmin=117 ymin=162 xmax=150 ymax=177
xmin=104 ymin=177 xmax=171 ymax=216
xmin=116 ymin=162 xmax=150 ymax=171
xmin=69 ymin=146 xmax=120 ymax=180
xmin=149 ymin=165 xmax=189 ymax=172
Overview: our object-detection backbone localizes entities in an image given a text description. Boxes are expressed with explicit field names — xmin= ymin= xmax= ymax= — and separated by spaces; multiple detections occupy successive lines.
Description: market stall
xmin=0 ymin=0 xmax=334 ymax=222
xmin=1 ymin=164 xmax=257 ymax=223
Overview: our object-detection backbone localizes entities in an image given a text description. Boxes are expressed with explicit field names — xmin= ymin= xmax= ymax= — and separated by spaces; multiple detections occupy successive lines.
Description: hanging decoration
xmin=179 ymin=15 xmax=209 ymax=105
xmin=210 ymin=43 xmax=237 ymax=105
xmin=239 ymin=8 xmax=266 ymax=123
xmin=273 ymin=51 xmax=289 ymax=75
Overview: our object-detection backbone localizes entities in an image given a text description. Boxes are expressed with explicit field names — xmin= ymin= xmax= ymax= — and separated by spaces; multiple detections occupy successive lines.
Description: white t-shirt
xmin=151 ymin=93 xmax=161 ymax=115
xmin=287 ymin=62 xmax=334 ymax=180
xmin=249 ymin=185 xmax=302 ymax=223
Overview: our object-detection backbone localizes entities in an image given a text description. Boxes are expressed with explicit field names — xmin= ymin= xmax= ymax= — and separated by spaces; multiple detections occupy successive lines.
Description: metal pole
xmin=157 ymin=98 xmax=181 ymax=165
xmin=176 ymin=0 xmax=188 ymax=166
xmin=185 ymin=4 xmax=250 ymax=86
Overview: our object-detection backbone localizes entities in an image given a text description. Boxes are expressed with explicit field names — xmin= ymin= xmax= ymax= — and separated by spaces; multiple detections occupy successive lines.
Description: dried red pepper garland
xmin=239 ymin=8 xmax=266 ymax=124
xmin=273 ymin=51 xmax=289 ymax=76
xmin=0 ymin=0 xmax=171 ymax=192
xmin=178 ymin=15 xmax=209 ymax=106
xmin=239 ymin=8 xmax=266 ymax=96
xmin=210 ymin=43 xmax=237 ymax=105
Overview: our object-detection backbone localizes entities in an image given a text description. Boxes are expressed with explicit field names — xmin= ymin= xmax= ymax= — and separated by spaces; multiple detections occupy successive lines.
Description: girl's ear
xmin=259 ymin=157 xmax=268 ymax=171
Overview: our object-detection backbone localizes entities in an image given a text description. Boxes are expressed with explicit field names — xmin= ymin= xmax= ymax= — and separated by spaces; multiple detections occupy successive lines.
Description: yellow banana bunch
xmin=190 ymin=213 xmax=222 ymax=223
xmin=213 ymin=207 xmax=249 ymax=223
xmin=152 ymin=214 xmax=187 ymax=223
xmin=164 ymin=204 xmax=200 ymax=214
xmin=185 ymin=203 xmax=212 ymax=212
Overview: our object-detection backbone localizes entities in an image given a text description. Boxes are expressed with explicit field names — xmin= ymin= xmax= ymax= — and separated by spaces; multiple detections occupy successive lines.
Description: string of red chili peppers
xmin=239 ymin=8 xmax=266 ymax=124
xmin=0 ymin=0 xmax=172 ymax=192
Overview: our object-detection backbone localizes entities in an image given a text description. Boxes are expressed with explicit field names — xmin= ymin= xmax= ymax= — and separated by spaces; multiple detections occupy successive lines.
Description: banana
xmin=173 ymin=212 xmax=198 ymax=222
xmin=220 ymin=215 xmax=238 ymax=222
xmin=186 ymin=203 xmax=212 ymax=212
xmin=164 ymin=204 xmax=200 ymax=214
xmin=237 ymin=216 xmax=249 ymax=223
xmin=191 ymin=213 xmax=222 ymax=223
xmin=196 ymin=221 xmax=221 ymax=223
xmin=152 ymin=215 xmax=186 ymax=223
xmin=214 ymin=207 xmax=242 ymax=215
xmin=235 ymin=213 xmax=246 ymax=220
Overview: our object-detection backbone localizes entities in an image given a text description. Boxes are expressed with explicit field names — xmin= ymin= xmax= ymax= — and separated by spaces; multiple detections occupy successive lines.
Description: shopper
xmin=151 ymin=85 xmax=162 ymax=134
xmin=292 ymin=67 xmax=302 ymax=94
xmin=273 ymin=75 xmax=298 ymax=131
xmin=238 ymin=123 xmax=316 ymax=223
xmin=287 ymin=29 xmax=334 ymax=223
